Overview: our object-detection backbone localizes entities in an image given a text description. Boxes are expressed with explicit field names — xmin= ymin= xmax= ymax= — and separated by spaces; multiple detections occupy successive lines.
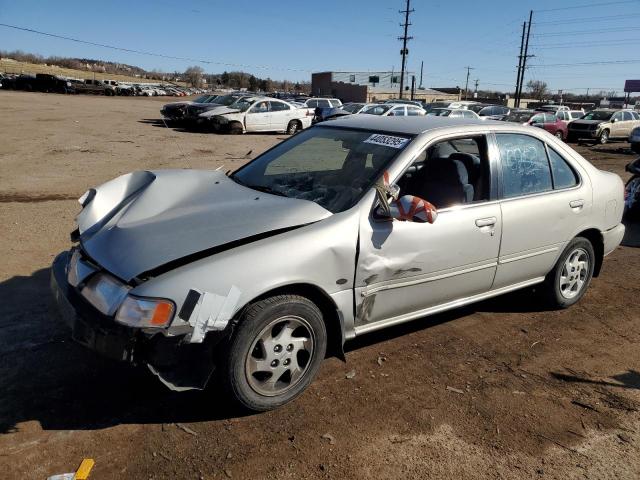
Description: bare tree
xmin=184 ymin=65 xmax=204 ymax=87
xmin=526 ymin=80 xmax=548 ymax=101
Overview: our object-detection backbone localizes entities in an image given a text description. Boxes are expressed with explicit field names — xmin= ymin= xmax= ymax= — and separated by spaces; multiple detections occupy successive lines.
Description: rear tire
xmin=555 ymin=130 xmax=564 ymax=140
xmin=542 ymin=237 xmax=595 ymax=308
xmin=286 ymin=120 xmax=301 ymax=135
xmin=221 ymin=295 xmax=327 ymax=411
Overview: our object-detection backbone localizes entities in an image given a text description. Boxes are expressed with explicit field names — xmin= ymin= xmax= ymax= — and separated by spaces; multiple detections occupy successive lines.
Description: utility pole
xmin=474 ymin=79 xmax=479 ymax=98
xmin=514 ymin=21 xmax=526 ymax=108
xmin=516 ymin=10 xmax=534 ymax=107
xmin=398 ymin=0 xmax=414 ymax=99
xmin=419 ymin=60 xmax=424 ymax=89
xmin=411 ymin=75 xmax=416 ymax=100
xmin=464 ymin=66 xmax=474 ymax=100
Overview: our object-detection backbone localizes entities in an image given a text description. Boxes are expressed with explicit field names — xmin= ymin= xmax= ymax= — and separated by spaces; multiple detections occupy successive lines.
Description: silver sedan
xmin=51 ymin=115 xmax=625 ymax=411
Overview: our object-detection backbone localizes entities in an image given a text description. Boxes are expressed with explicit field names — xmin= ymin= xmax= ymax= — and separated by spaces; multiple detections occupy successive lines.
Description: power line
xmin=533 ymin=38 xmax=640 ymax=48
xmin=535 ymin=0 xmax=640 ymax=12
xmin=533 ymin=12 xmax=640 ymax=25
xmin=529 ymin=59 xmax=640 ymax=67
xmin=533 ymin=26 xmax=639 ymax=37
xmin=0 ymin=22 xmax=311 ymax=73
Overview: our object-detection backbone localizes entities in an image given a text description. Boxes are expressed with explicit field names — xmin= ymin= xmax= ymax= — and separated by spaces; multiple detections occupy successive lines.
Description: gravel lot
xmin=1 ymin=90 xmax=639 ymax=480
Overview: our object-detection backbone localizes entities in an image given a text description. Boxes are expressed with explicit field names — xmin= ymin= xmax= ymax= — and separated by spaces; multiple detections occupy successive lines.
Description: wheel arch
xmin=236 ymin=283 xmax=345 ymax=360
xmin=576 ymin=228 xmax=604 ymax=277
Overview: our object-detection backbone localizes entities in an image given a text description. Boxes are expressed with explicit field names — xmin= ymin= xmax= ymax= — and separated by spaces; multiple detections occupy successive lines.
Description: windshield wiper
xmin=229 ymin=176 xmax=288 ymax=197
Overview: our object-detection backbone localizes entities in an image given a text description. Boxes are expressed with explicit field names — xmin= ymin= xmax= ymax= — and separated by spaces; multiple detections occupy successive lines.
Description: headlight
xmin=81 ymin=273 xmax=130 ymax=315
xmin=115 ymin=295 xmax=175 ymax=328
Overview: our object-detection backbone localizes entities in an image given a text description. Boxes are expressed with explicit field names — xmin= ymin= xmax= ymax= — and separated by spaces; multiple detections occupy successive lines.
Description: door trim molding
xmin=498 ymin=246 xmax=560 ymax=265
xmin=361 ymin=261 xmax=498 ymax=298
xmin=354 ymin=277 xmax=545 ymax=336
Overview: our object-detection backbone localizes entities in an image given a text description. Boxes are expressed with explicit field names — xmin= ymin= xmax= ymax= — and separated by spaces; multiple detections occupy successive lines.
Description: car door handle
xmin=569 ymin=199 xmax=584 ymax=209
xmin=475 ymin=217 xmax=497 ymax=227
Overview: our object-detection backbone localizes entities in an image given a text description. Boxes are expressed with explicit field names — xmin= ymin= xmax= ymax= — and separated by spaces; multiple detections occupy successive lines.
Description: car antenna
xmin=160 ymin=117 xmax=189 ymax=160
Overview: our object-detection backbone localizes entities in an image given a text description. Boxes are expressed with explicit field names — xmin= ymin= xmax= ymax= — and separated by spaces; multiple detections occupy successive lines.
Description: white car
xmin=426 ymin=108 xmax=479 ymax=119
xmin=360 ymin=103 xmax=426 ymax=117
xmin=304 ymin=98 xmax=342 ymax=108
xmin=203 ymin=96 xmax=313 ymax=134
xmin=447 ymin=101 xmax=482 ymax=110
xmin=556 ymin=110 xmax=585 ymax=126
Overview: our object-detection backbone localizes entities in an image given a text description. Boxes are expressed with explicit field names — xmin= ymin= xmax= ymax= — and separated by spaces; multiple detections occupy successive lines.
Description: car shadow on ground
xmin=138 ymin=118 xmax=290 ymax=137
xmin=0 ymin=268 xmax=248 ymax=435
xmin=549 ymin=370 xmax=640 ymax=390
xmin=0 ymin=264 xmax=626 ymax=433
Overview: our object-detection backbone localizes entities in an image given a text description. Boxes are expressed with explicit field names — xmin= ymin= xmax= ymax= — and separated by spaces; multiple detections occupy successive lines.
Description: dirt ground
xmin=1 ymin=90 xmax=639 ymax=480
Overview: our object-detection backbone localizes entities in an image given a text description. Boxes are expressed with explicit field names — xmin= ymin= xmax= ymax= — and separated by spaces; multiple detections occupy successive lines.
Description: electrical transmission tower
xmin=398 ymin=0 xmax=414 ymax=99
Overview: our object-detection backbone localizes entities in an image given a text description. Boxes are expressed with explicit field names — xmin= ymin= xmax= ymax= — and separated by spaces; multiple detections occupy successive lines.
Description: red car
xmin=502 ymin=110 xmax=568 ymax=140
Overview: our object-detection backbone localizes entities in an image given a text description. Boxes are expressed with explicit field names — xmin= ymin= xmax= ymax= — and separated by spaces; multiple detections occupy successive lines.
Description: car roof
xmin=322 ymin=114 xmax=495 ymax=135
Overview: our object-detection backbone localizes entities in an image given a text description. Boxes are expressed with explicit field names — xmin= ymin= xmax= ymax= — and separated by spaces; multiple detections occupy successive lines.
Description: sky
xmin=1 ymin=0 xmax=639 ymax=95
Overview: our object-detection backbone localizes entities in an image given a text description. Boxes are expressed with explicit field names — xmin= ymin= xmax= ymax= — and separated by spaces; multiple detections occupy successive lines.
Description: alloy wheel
xmin=559 ymin=248 xmax=590 ymax=299
xmin=245 ymin=315 xmax=314 ymax=397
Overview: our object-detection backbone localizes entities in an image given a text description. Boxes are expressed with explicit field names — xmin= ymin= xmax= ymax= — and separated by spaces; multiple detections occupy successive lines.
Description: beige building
xmin=312 ymin=71 xmax=460 ymax=103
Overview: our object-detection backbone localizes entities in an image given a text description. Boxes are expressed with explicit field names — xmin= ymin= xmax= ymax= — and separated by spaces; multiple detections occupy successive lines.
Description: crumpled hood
xmin=199 ymin=106 xmax=241 ymax=118
xmin=79 ymin=170 xmax=332 ymax=281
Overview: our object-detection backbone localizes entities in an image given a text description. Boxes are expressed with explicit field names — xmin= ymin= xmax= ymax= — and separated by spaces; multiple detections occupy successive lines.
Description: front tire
xmin=222 ymin=295 xmax=327 ymax=411
xmin=555 ymin=130 xmax=564 ymax=140
xmin=542 ymin=237 xmax=595 ymax=308
xmin=599 ymin=129 xmax=610 ymax=144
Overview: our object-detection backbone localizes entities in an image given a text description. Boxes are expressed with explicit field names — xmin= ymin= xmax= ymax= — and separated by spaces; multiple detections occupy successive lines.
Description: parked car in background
xmin=474 ymin=105 xmax=511 ymax=120
xmin=630 ymin=125 xmax=640 ymax=152
xmin=50 ymin=115 xmax=625 ymax=411
xmin=422 ymin=101 xmax=453 ymax=113
xmin=502 ymin=110 xmax=568 ymax=140
xmin=568 ymin=109 xmax=640 ymax=144
xmin=427 ymin=108 xmax=479 ymax=119
xmin=75 ymin=79 xmax=116 ymax=96
xmin=304 ymin=98 xmax=342 ymax=109
xmin=204 ymin=96 xmax=313 ymax=134
xmin=383 ymin=99 xmax=423 ymax=107
xmin=313 ymin=102 xmax=367 ymax=123
xmin=160 ymin=94 xmax=218 ymax=122
xmin=556 ymin=110 xmax=585 ymax=125
xmin=360 ymin=103 xmax=426 ymax=116
xmin=447 ymin=100 xmax=482 ymax=110
xmin=35 ymin=74 xmax=75 ymax=94
xmin=185 ymin=93 xmax=251 ymax=125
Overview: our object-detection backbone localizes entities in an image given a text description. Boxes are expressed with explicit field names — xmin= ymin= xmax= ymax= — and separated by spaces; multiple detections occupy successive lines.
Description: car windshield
xmin=582 ymin=110 xmax=614 ymax=121
xmin=503 ymin=111 xmax=534 ymax=123
xmin=469 ymin=105 xmax=486 ymax=113
xmin=427 ymin=109 xmax=452 ymax=117
xmin=342 ymin=103 xmax=364 ymax=113
xmin=213 ymin=94 xmax=244 ymax=106
xmin=231 ymin=127 xmax=412 ymax=213
xmin=361 ymin=104 xmax=394 ymax=115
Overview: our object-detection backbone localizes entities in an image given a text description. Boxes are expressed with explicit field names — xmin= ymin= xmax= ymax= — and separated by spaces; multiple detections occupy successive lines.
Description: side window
xmin=632 ymin=112 xmax=640 ymax=120
xmin=557 ymin=112 xmax=566 ymax=120
xmin=306 ymin=100 xmax=318 ymax=108
xmin=623 ymin=112 xmax=633 ymax=121
xmin=495 ymin=134 xmax=553 ymax=198
xmin=530 ymin=113 xmax=544 ymax=124
xmin=317 ymin=100 xmax=331 ymax=108
xmin=544 ymin=113 xmax=557 ymax=123
xmin=548 ymin=148 xmax=579 ymax=189
xmin=250 ymin=101 xmax=270 ymax=113
xmin=329 ymin=99 xmax=341 ymax=107
xmin=612 ymin=112 xmax=623 ymax=122
xmin=390 ymin=106 xmax=406 ymax=116
xmin=407 ymin=107 xmax=422 ymax=116
xmin=270 ymin=102 xmax=290 ymax=111
xmin=462 ymin=110 xmax=475 ymax=118
xmin=397 ymin=136 xmax=491 ymax=208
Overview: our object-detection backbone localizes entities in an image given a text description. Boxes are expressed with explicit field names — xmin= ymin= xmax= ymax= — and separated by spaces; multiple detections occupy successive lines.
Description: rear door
xmin=268 ymin=100 xmax=292 ymax=131
xmin=493 ymin=132 xmax=591 ymax=288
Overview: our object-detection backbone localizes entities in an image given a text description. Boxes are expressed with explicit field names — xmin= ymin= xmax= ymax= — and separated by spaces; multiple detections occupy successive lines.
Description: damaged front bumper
xmin=50 ymin=251 xmax=225 ymax=390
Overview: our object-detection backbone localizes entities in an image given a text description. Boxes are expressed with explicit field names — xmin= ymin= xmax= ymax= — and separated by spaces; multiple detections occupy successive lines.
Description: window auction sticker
xmin=364 ymin=134 xmax=410 ymax=149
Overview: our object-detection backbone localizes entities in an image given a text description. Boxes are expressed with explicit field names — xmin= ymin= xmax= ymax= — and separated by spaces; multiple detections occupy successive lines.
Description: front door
xmin=354 ymin=133 xmax=501 ymax=332
xmin=245 ymin=101 xmax=271 ymax=132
